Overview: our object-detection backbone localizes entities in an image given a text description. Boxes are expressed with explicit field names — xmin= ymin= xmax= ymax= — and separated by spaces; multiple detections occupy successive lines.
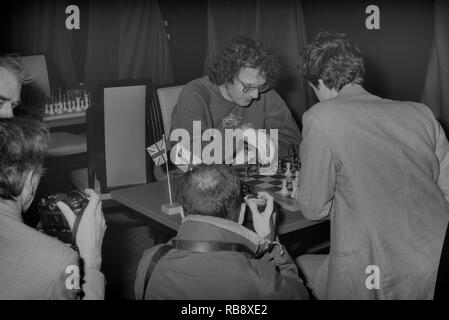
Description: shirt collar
xmin=178 ymin=215 xmax=270 ymax=253
xmin=0 ymin=201 xmax=24 ymax=222
xmin=337 ymin=84 xmax=370 ymax=97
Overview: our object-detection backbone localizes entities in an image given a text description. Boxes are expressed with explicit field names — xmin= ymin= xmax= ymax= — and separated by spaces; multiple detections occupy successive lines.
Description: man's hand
xmin=245 ymin=191 xmax=275 ymax=238
xmin=57 ymin=189 xmax=106 ymax=270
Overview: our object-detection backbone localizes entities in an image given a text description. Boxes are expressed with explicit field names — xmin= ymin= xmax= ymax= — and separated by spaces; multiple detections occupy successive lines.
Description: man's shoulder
xmin=183 ymin=76 xmax=214 ymax=94
xmin=179 ymin=76 xmax=215 ymax=104
xmin=0 ymin=215 xmax=78 ymax=299
xmin=0 ymin=214 xmax=76 ymax=266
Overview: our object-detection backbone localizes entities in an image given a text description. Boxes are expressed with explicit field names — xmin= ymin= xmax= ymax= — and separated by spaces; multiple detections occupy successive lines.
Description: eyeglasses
xmin=237 ymin=77 xmax=269 ymax=94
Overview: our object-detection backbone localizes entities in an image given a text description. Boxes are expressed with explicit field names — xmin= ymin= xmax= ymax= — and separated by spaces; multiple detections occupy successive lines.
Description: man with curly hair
xmin=170 ymin=37 xmax=301 ymax=162
xmin=0 ymin=54 xmax=29 ymax=118
xmin=295 ymin=32 xmax=449 ymax=299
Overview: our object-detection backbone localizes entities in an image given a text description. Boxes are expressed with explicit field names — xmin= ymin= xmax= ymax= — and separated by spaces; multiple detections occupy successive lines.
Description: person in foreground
xmin=0 ymin=117 xmax=106 ymax=299
xmin=295 ymin=32 xmax=449 ymax=299
xmin=135 ymin=164 xmax=308 ymax=299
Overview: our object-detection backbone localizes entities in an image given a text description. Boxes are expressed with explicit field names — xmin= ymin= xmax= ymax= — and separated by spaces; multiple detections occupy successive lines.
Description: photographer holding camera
xmin=135 ymin=164 xmax=308 ymax=299
xmin=0 ymin=117 xmax=106 ymax=299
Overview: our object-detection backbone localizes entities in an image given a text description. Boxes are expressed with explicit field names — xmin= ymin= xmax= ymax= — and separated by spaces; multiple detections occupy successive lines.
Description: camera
xmin=37 ymin=190 xmax=88 ymax=248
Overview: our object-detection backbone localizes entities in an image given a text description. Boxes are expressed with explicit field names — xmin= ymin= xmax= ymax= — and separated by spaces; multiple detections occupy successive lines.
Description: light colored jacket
xmin=0 ymin=210 xmax=105 ymax=300
xmin=297 ymin=85 xmax=449 ymax=299
xmin=135 ymin=215 xmax=308 ymax=300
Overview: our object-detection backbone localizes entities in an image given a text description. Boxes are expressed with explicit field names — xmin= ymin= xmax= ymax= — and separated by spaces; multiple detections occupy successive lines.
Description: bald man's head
xmin=180 ymin=164 xmax=243 ymax=222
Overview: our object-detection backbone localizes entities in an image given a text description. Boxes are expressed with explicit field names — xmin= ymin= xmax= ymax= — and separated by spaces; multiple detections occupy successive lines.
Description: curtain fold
xmin=84 ymin=0 xmax=173 ymax=91
xmin=206 ymin=0 xmax=313 ymax=125
xmin=421 ymin=0 xmax=449 ymax=132
xmin=9 ymin=0 xmax=78 ymax=89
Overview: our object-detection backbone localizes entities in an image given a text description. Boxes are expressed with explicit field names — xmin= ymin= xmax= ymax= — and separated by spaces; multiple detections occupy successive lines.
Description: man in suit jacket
xmin=295 ymin=32 xmax=449 ymax=299
xmin=0 ymin=117 xmax=106 ymax=299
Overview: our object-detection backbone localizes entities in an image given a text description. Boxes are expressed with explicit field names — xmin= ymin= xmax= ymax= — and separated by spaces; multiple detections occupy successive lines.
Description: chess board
xmin=237 ymin=172 xmax=301 ymax=212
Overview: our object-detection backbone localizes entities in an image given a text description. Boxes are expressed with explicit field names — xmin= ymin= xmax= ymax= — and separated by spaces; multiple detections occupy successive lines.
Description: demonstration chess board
xmin=237 ymin=171 xmax=301 ymax=212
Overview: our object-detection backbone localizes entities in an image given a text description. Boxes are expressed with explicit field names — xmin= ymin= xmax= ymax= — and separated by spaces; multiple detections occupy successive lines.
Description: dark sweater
xmin=170 ymin=76 xmax=301 ymax=159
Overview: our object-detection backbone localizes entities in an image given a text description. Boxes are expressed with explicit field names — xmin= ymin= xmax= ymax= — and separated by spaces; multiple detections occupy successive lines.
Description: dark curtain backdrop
xmin=8 ymin=0 xmax=78 ymax=89
xmin=206 ymin=0 xmax=314 ymax=125
xmin=84 ymin=0 xmax=173 ymax=91
xmin=421 ymin=0 xmax=449 ymax=132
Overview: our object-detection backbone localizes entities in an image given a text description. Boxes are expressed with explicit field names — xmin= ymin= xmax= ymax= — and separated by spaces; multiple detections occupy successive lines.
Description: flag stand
xmin=160 ymin=134 xmax=183 ymax=215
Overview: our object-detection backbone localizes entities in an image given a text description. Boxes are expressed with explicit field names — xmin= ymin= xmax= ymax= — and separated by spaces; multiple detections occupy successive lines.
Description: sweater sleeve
xmin=263 ymin=90 xmax=302 ymax=158
xmin=251 ymin=243 xmax=309 ymax=299
xmin=169 ymin=84 xmax=214 ymax=162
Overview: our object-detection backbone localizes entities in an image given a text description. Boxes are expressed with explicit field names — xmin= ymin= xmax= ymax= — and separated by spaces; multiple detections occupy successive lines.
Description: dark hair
xmin=207 ymin=37 xmax=280 ymax=88
xmin=180 ymin=164 xmax=243 ymax=222
xmin=298 ymin=32 xmax=365 ymax=91
xmin=0 ymin=53 xmax=32 ymax=84
xmin=0 ymin=117 xmax=49 ymax=200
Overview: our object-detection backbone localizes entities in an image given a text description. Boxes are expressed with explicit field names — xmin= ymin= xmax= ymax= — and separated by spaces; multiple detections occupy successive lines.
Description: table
xmin=43 ymin=112 xmax=86 ymax=128
xmin=111 ymin=180 xmax=325 ymax=236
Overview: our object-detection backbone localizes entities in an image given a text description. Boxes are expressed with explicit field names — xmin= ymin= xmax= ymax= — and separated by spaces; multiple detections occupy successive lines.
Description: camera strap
xmin=141 ymin=239 xmax=258 ymax=299
xmin=71 ymin=213 xmax=83 ymax=246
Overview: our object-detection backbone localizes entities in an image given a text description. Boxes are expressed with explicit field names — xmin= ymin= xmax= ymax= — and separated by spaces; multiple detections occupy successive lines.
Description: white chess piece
xmin=285 ymin=162 xmax=292 ymax=178
xmin=49 ymin=104 xmax=54 ymax=115
xmin=280 ymin=179 xmax=289 ymax=196
xmin=291 ymin=181 xmax=298 ymax=198
xmin=67 ymin=100 xmax=72 ymax=113
xmin=57 ymin=102 xmax=64 ymax=114
xmin=44 ymin=104 xmax=49 ymax=114
xmin=294 ymin=170 xmax=299 ymax=185
xmin=75 ymin=98 xmax=82 ymax=112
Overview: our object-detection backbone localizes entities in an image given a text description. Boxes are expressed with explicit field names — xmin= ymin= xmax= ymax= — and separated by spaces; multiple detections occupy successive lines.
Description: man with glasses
xmin=0 ymin=54 xmax=27 ymax=118
xmin=170 ymin=37 xmax=301 ymax=163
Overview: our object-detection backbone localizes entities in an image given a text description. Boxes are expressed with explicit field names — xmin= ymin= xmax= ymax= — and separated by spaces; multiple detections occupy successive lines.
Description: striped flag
xmin=146 ymin=139 xmax=167 ymax=166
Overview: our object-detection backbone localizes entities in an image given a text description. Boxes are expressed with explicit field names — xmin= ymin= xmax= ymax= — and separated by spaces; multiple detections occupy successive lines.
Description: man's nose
xmin=0 ymin=104 xmax=14 ymax=118
xmin=248 ymin=89 xmax=259 ymax=99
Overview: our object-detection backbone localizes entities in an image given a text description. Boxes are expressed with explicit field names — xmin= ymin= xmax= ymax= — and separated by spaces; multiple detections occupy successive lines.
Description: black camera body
xmin=37 ymin=190 xmax=88 ymax=247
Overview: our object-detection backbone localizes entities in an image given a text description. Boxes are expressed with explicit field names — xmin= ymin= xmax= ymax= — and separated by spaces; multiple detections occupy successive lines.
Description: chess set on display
xmin=43 ymin=85 xmax=91 ymax=117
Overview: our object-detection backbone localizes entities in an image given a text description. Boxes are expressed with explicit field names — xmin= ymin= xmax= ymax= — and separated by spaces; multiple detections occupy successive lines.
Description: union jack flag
xmin=146 ymin=138 xmax=167 ymax=166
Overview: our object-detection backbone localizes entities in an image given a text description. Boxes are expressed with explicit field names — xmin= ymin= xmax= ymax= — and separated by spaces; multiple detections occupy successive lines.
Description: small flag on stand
xmin=146 ymin=139 xmax=167 ymax=166
xmin=146 ymin=135 xmax=182 ymax=216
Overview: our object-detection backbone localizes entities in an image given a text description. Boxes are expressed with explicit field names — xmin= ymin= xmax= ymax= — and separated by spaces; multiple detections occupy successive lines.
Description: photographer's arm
xmin=50 ymin=251 xmax=105 ymax=300
xmin=246 ymin=192 xmax=309 ymax=299
xmin=57 ymin=189 xmax=107 ymax=300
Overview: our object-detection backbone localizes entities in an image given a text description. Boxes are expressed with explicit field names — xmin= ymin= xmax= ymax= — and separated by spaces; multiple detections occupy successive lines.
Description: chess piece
xmin=44 ymin=104 xmax=49 ymax=115
xmin=289 ymin=144 xmax=296 ymax=164
xmin=294 ymin=171 xmax=299 ymax=185
xmin=285 ymin=162 xmax=292 ymax=178
xmin=277 ymin=160 xmax=283 ymax=174
xmin=244 ymin=165 xmax=250 ymax=177
xmin=49 ymin=104 xmax=55 ymax=115
xmin=56 ymin=101 xmax=63 ymax=114
xmin=280 ymin=179 xmax=289 ymax=196
xmin=291 ymin=182 xmax=298 ymax=198
xmin=75 ymin=97 xmax=82 ymax=112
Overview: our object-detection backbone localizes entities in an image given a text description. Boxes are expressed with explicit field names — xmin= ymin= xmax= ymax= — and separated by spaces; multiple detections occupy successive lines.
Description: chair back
xmin=151 ymin=84 xmax=184 ymax=138
xmin=87 ymin=79 xmax=154 ymax=193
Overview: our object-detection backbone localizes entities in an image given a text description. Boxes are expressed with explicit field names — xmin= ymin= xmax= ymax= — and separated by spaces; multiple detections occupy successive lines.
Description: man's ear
xmin=237 ymin=203 xmax=246 ymax=225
